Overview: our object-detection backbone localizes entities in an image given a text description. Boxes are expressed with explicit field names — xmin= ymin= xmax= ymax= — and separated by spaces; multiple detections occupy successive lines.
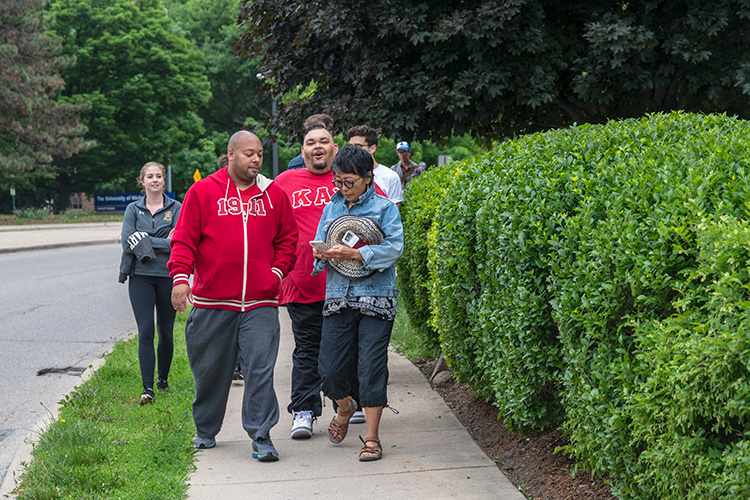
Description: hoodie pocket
xmin=245 ymin=260 xmax=280 ymax=300
xmin=195 ymin=259 xmax=244 ymax=299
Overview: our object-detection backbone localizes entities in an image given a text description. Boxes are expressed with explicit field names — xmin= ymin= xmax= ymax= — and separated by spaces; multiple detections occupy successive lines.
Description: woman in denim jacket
xmin=312 ymin=145 xmax=403 ymax=462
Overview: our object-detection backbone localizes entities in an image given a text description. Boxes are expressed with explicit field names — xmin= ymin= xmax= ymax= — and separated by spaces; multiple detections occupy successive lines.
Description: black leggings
xmin=128 ymin=275 xmax=176 ymax=390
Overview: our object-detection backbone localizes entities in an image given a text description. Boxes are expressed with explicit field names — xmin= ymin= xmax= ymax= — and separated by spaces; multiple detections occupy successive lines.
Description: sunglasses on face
xmin=331 ymin=177 xmax=362 ymax=189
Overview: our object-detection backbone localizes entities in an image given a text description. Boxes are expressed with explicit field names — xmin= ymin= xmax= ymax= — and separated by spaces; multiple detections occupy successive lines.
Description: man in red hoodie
xmin=169 ymin=130 xmax=298 ymax=462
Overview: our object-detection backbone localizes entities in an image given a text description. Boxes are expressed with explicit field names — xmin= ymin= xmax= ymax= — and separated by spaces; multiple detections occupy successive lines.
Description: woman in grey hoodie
xmin=120 ymin=162 xmax=181 ymax=405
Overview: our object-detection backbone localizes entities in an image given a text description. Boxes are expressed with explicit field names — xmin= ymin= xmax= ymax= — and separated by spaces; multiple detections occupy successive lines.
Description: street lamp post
xmin=257 ymin=73 xmax=279 ymax=178
xmin=271 ymin=96 xmax=278 ymax=178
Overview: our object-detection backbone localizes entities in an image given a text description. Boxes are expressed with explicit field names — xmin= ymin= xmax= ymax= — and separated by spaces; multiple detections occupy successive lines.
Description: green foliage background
xmin=0 ymin=0 xmax=91 ymax=191
xmin=47 ymin=0 xmax=211 ymax=198
xmin=239 ymin=1 xmax=750 ymax=141
xmin=400 ymin=112 xmax=750 ymax=498
xmin=1 ymin=0 xmax=491 ymax=210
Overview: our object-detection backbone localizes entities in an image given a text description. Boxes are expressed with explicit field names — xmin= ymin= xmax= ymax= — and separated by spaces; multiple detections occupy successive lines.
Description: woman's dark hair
xmin=331 ymin=145 xmax=374 ymax=180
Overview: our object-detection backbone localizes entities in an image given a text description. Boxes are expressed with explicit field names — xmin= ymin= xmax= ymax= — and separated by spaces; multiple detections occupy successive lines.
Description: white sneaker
xmin=350 ymin=410 xmax=366 ymax=424
xmin=291 ymin=410 xmax=314 ymax=439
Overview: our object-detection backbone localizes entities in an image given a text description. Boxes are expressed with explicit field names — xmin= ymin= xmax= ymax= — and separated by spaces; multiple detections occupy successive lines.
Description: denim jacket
xmin=312 ymin=185 xmax=403 ymax=298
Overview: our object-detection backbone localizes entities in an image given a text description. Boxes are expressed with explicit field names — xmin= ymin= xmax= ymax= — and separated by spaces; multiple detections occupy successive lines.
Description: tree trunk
xmin=58 ymin=171 xmax=71 ymax=212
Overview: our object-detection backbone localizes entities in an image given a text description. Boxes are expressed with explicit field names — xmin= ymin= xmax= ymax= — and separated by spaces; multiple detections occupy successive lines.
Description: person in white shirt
xmin=345 ymin=125 xmax=404 ymax=207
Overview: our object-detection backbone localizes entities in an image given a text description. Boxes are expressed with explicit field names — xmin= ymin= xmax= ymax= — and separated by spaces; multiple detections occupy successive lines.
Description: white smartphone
xmin=341 ymin=230 xmax=360 ymax=248
xmin=309 ymin=240 xmax=329 ymax=252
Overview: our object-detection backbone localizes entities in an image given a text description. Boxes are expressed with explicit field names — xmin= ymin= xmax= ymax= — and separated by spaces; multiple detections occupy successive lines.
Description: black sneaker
xmin=233 ymin=366 xmax=244 ymax=381
xmin=252 ymin=437 xmax=279 ymax=462
xmin=194 ymin=436 xmax=216 ymax=449
xmin=156 ymin=379 xmax=169 ymax=391
xmin=139 ymin=388 xmax=155 ymax=405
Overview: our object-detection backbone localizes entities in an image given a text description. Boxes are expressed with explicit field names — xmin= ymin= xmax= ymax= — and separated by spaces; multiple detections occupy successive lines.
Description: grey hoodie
xmin=120 ymin=194 xmax=182 ymax=279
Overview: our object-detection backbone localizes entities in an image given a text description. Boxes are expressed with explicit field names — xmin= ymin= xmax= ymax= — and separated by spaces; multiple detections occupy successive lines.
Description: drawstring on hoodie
xmin=223 ymin=178 xmax=248 ymax=226
xmin=223 ymin=177 xmax=234 ymax=215
xmin=236 ymin=182 xmax=249 ymax=225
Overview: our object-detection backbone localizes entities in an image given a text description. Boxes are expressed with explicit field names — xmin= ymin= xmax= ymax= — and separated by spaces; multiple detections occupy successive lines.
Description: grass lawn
xmin=390 ymin=295 xmax=440 ymax=361
xmin=14 ymin=312 xmax=196 ymax=500
xmin=0 ymin=210 xmax=122 ymax=226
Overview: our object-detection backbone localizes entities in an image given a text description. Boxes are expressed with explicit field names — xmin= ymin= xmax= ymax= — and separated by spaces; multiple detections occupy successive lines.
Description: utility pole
xmin=272 ymin=96 xmax=278 ymax=178
xmin=257 ymin=73 xmax=279 ymax=178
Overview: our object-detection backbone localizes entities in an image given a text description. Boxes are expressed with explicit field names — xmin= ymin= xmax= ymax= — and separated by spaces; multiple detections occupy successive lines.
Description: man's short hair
xmin=344 ymin=125 xmax=378 ymax=147
xmin=303 ymin=114 xmax=333 ymax=134
xmin=303 ymin=123 xmax=331 ymax=141
xmin=332 ymin=144 xmax=374 ymax=179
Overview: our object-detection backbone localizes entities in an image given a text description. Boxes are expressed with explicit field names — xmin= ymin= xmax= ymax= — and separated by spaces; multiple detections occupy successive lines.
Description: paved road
xmin=0 ymin=243 xmax=134 ymax=486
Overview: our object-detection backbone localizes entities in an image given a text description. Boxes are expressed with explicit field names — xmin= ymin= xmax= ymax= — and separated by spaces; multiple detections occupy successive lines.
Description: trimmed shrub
xmin=400 ymin=111 xmax=750 ymax=495
xmin=471 ymin=132 xmax=587 ymax=432
xmin=398 ymin=164 xmax=455 ymax=355
xmin=624 ymin=215 xmax=750 ymax=499
xmin=428 ymin=161 xmax=495 ymax=393
xmin=426 ymin=129 xmax=587 ymax=431
xmin=550 ymin=113 xmax=750 ymax=491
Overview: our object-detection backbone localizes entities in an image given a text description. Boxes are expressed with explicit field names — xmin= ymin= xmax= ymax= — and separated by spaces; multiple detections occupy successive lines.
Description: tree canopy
xmin=238 ymin=0 xmax=750 ymax=141
xmin=163 ymin=0 xmax=266 ymax=135
xmin=48 ymin=0 xmax=211 ymax=200
xmin=0 ymin=0 xmax=90 ymax=191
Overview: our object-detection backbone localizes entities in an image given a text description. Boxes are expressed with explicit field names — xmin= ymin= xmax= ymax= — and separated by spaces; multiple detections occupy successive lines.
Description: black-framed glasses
xmin=332 ymin=177 xmax=362 ymax=189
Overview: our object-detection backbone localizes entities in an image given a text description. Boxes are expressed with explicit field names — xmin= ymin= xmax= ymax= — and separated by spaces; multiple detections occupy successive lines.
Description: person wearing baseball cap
xmin=390 ymin=141 xmax=424 ymax=186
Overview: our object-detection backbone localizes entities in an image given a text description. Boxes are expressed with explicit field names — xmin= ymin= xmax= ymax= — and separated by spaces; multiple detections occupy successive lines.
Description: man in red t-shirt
xmin=275 ymin=125 xmax=339 ymax=439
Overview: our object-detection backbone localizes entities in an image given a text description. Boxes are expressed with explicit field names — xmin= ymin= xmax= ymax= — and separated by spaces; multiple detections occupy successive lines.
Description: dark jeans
xmin=286 ymin=302 xmax=324 ymax=416
xmin=318 ymin=308 xmax=392 ymax=408
xmin=128 ymin=274 xmax=175 ymax=390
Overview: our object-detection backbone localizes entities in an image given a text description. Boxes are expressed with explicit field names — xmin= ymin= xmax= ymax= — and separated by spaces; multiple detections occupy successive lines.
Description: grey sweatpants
xmin=185 ymin=306 xmax=280 ymax=442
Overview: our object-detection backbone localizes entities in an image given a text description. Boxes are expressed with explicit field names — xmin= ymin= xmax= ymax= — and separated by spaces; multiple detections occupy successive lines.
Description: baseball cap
xmin=396 ymin=141 xmax=410 ymax=151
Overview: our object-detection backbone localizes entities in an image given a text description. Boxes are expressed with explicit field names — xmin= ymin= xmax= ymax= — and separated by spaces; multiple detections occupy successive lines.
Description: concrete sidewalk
xmin=187 ymin=310 xmax=524 ymax=499
xmin=0 ymin=223 xmax=526 ymax=499
xmin=0 ymin=222 xmax=122 ymax=253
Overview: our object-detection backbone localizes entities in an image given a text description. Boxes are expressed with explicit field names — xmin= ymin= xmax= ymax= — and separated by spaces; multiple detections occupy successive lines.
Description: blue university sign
xmin=95 ymin=192 xmax=176 ymax=211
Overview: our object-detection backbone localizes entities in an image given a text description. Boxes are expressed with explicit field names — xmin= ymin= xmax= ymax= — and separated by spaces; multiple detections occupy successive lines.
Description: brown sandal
xmin=328 ymin=398 xmax=356 ymax=444
xmin=358 ymin=436 xmax=382 ymax=462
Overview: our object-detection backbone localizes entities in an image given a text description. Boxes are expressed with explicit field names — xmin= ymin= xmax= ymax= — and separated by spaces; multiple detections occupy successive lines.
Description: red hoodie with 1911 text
xmin=168 ymin=167 xmax=298 ymax=312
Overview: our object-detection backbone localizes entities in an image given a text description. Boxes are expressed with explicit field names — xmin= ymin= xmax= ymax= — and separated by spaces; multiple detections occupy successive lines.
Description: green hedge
xmin=399 ymin=112 xmax=750 ymax=497
xmin=625 ymin=215 xmax=750 ymax=498
xmin=550 ymin=114 xmax=750 ymax=493
xmin=428 ymin=162 xmax=494 ymax=392
xmin=397 ymin=163 xmax=455 ymax=355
